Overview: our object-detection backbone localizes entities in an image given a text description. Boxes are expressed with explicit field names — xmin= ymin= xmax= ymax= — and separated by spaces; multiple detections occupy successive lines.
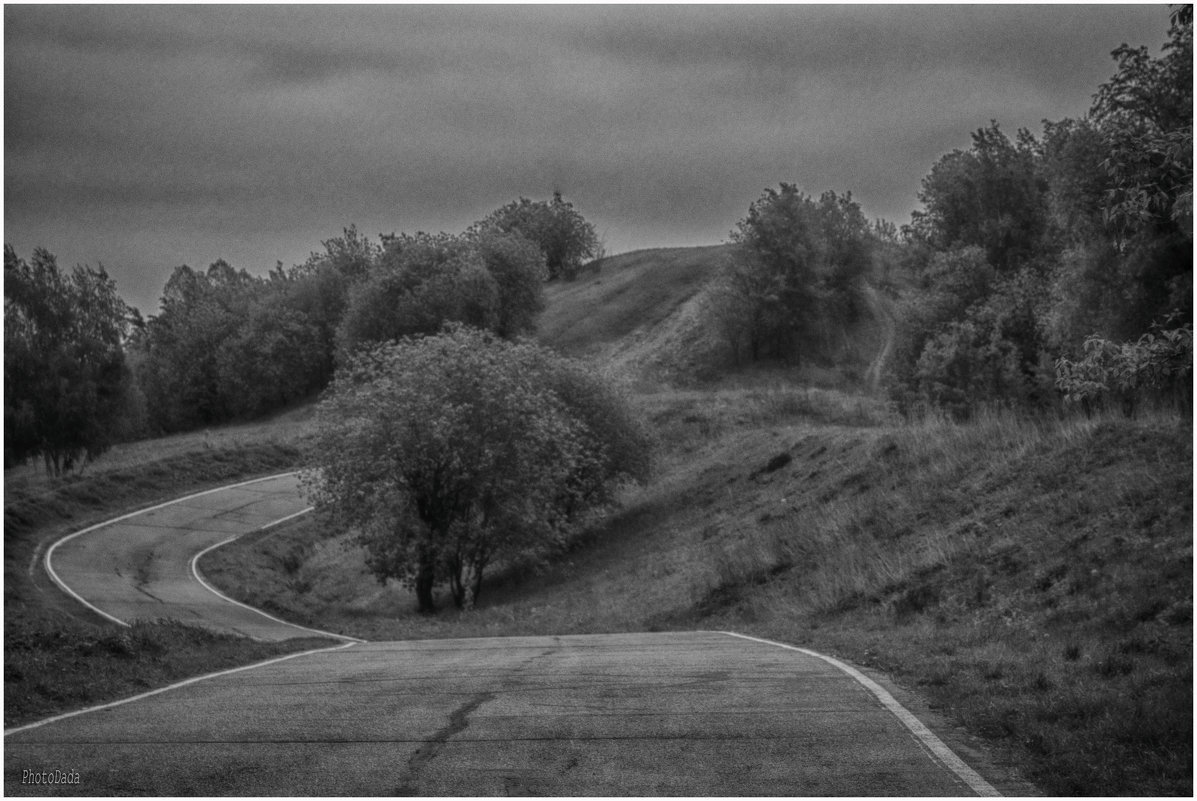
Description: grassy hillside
xmin=10 ymin=244 xmax=1190 ymax=794
xmin=197 ymin=250 xmax=1190 ymax=793
xmin=540 ymin=246 xmax=731 ymax=355
xmin=202 ymin=387 xmax=1191 ymax=795
xmin=539 ymin=245 xmax=889 ymax=389
xmin=538 ymin=246 xmax=733 ymax=385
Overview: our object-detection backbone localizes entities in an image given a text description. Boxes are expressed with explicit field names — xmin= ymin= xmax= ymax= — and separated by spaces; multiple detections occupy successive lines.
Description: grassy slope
xmin=202 ymin=390 xmax=1192 ymax=796
xmin=539 ymin=246 xmax=731 ymax=385
xmin=167 ymin=245 xmax=1193 ymax=793
xmin=540 ymin=246 xmax=731 ymax=355
xmin=3 ymin=410 xmax=332 ymax=727
xmin=540 ymin=245 xmax=887 ymax=390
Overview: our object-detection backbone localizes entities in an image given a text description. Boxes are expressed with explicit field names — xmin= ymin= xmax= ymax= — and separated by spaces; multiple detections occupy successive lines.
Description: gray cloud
xmin=4 ymin=4 xmax=1169 ymax=314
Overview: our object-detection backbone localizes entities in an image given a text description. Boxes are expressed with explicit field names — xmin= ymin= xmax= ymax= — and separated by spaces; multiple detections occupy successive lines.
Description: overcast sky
xmin=4 ymin=4 xmax=1171 ymax=314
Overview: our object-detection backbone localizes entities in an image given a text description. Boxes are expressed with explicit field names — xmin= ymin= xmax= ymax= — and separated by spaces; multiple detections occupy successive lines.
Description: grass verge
xmin=4 ymin=420 xmax=332 ymax=728
xmin=201 ymin=395 xmax=1192 ymax=796
xmin=5 ymin=619 xmax=330 ymax=728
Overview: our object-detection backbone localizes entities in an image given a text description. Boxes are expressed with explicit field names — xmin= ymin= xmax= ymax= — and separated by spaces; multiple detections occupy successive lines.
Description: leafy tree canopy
xmin=305 ymin=325 xmax=651 ymax=612
xmin=1091 ymin=10 xmax=1192 ymax=240
xmin=337 ymin=228 xmax=547 ymax=358
xmin=907 ymin=122 xmax=1048 ymax=273
xmin=5 ymin=245 xmax=132 ymax=474
xmin=474 ymin=191 xmax=600 ymax=280
xmin=716 ymin=185 xmax=873 ymax=364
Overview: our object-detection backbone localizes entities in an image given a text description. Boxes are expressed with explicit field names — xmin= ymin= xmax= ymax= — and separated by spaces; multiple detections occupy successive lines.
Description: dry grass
xmin=540 ymin=246 xmax=753 ymax=386
xmin=539 ymin=246 xmax=731 ymax=358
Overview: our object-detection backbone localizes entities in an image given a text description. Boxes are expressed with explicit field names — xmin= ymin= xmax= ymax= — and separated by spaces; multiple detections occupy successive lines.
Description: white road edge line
xmin=4 ymin=640 xmax=358 ymax=737
xmin=190 ymin=510 xmax=365 ymax=644
xmin=43 ymin=471 xmax=304 ymax=628
xmin=717 ymin=631 xmax=1002 ymax=798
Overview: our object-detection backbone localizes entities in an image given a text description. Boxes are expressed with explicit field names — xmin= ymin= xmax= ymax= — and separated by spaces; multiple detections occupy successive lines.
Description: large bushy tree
xmin=1092 ymin=9 xmax=1192 ymax=241
xmin=305 ymin=326 xmax=651 ymax=613
xmin=284 ymin=225 xmax=381 ymax=383
xmin=471 ymin=229 xmax=548 ymax=338
xmin=4 ymin=246 xmax=132 ymax=474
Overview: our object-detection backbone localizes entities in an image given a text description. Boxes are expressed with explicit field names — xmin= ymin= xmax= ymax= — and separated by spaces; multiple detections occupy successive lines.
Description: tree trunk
xmin=415 ymin=557 xmax=436 ymax=614
xmin=448 ymin=555 xmax=466 ymax=609
xmin=470 ymin=565 xmax=485 ymax=608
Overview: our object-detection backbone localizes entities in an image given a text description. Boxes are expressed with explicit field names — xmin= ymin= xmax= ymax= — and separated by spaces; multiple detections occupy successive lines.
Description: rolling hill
xmin=536 ymin=246 xmax=731 ymax=385
xmin=538 ymin=244 xmax=890 ymax=389
xmin=9 ymin=244 xmax=1191 ymax=795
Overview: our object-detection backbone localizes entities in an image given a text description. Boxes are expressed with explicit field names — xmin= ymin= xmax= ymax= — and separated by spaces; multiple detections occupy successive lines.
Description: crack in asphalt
xmin=392 ymin=647 xmax=556 ymax=795
xmin=393 ymin=691 xmax=496 ymax=795
xmin=132 ymin=583 xmax=165 ymax=603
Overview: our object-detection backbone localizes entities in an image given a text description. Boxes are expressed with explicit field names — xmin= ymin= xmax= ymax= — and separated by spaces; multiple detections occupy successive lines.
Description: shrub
xmin=1055 ymin=322 xmax=1193 ymax=416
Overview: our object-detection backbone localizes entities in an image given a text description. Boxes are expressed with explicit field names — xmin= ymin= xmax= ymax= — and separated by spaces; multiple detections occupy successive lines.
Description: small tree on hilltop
xmin=475 ymin=192 xmax=600 ymax=280
xmin=717 ymin=184 xmax=873 ymax=365
xmin=304 ymin=325 xmax=651 ymax=612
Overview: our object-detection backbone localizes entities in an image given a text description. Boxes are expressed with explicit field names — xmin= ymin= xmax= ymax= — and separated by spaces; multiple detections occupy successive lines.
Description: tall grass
xmin=702 ymin=402 xmax=1185 ymax=615
xmin=199 ymin=383 xmax=1190 ymax=794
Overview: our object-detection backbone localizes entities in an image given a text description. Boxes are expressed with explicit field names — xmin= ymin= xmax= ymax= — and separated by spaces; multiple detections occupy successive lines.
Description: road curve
xmin=18 ymin=475 xmax=1012 ymax=795
xmin=44 ymin=472 xmax=350 ymax=642
xmin=6 ymin=632 xmax=1004 ymax=796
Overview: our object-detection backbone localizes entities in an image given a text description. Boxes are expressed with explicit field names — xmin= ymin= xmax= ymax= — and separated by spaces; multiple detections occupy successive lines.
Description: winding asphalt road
xmin=5 ymin=474 xmax=1013 ymax=796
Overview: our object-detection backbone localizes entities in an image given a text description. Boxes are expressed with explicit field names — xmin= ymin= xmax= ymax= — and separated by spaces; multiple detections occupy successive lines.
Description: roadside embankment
xmin=202 ymin=392 xmax=1192 ymax=796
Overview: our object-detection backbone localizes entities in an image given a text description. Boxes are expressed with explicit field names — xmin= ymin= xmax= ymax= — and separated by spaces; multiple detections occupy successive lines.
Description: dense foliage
xmin=130 ymin=244 xmax=356 ymax=433
xmin=1055 ymin=322 xmax=1192 ymax=417
xmin=474 ymin=191 xmax=601 ymax=280
xmin=8 ymin=192 xmax=599 ymax=457
xmin=712 ymin=186 xmax=874 ymax=365
xmin=335 ymin=229 xmax=545 ymax=358
xmin=889 ymin=13 xmax=1192 ymax=417
xmin=305 ymin=326 xmax=651 ymax=612
xmin=4 ymin=246 xmax=133 ymax=473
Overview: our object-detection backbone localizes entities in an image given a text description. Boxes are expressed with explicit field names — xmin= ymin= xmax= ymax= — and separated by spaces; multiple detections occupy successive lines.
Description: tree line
xmin=6 ymin=10 xmax=1191 ymax=474
xmin=713 ymin=9 xmax=1191 ymax=418
xmin=891 ymin=9 xmax=1191 ymax=418
xmin=5 ymin=193 xmax=600 ymax=470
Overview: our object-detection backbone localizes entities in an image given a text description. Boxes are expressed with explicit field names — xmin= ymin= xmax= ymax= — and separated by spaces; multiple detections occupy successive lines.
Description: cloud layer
xmin=4 ymin=5 xmax=1168 ymax=312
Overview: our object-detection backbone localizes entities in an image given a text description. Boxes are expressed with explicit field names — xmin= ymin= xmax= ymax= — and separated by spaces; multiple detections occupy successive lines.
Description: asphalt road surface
xmin=43 ymin=473 xmax=344 ymax=641
xmin=7 ymin=474 xmax=1009 ymax=796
